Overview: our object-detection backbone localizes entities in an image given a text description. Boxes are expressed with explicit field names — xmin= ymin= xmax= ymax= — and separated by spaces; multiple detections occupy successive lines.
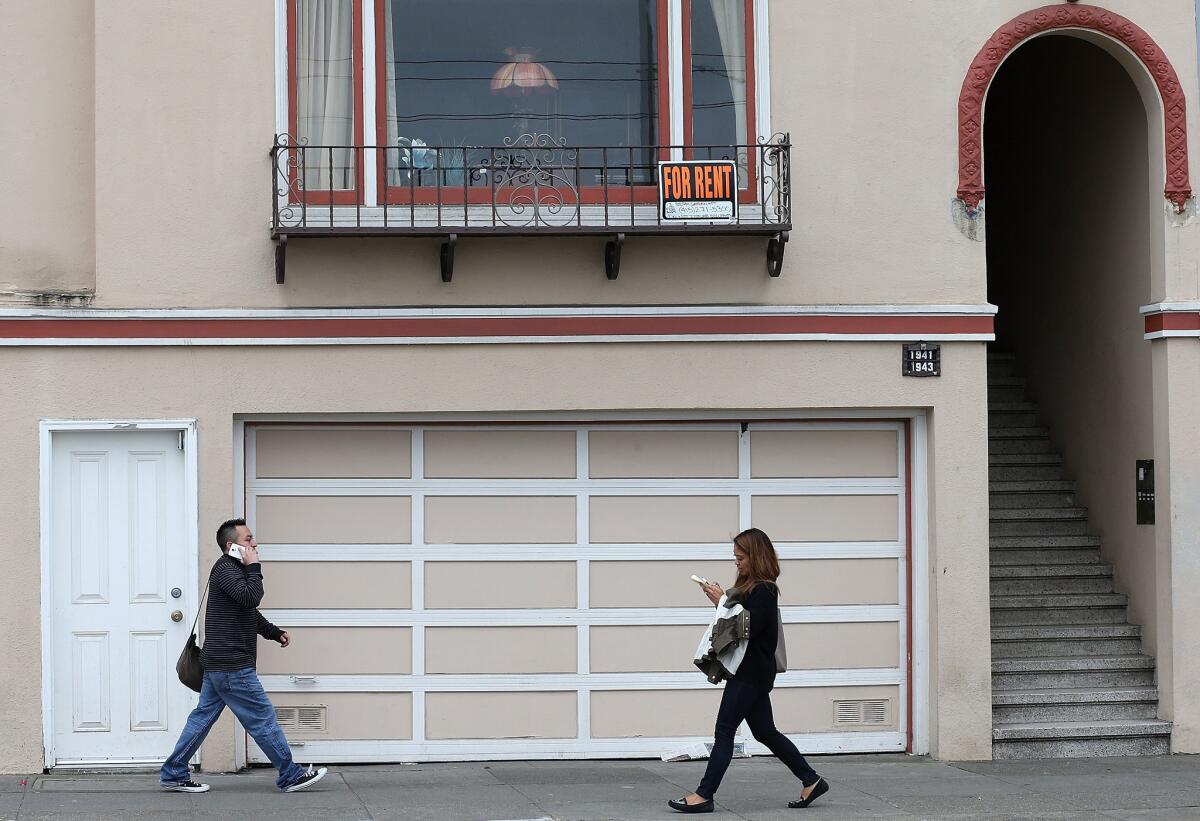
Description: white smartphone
xmin=228 ymin=545 xmax=244 ymax=562
xmin=690 ymin=574 xmax=709 ymax=586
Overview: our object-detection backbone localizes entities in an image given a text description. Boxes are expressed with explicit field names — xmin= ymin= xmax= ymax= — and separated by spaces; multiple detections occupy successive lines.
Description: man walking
xmin=160 ymin=518 xmax=327 ymax=793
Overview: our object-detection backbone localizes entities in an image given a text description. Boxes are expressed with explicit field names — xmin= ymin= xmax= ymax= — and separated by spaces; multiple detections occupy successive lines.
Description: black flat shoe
xmin=788 ymin=777 xmax=829 ymax=808
xmin=668 ymin=796 xmax=715 ymax=813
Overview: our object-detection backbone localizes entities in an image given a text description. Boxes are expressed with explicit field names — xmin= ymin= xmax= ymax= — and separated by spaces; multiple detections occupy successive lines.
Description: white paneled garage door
xmin=246 ymin=420 xmax=913 ymax=762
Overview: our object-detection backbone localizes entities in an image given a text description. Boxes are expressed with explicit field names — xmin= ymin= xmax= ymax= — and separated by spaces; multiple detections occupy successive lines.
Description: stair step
xmin=990 ymin=535 xmax=1100 ymax=549
xmin=990 ymin=491 xmax=1077 ymax=508
xmin=989 ymin=437 xmax=1055 ymax=454
xmin=988 ymin=427 xmax=1050 ymax=439
xmin=990 ymin=480 xmax=1076 ymax=494
xmin=991 ymin=624 xmax=1140 ymax=641
xmin=990 ymin=548 xmax=1103 ymax=566
xmin=993 ymin=655 xmax=1156 ymax=690
xmin=990 ymin=507 xmax=1088 ymax=521
xmin=993 ymin=655 xmax=1154 ymax=674
xmin=989 ymin=453 xmax=1064 ymax=466
xmin=994 ymin=669 xmax=1155 ymax=690
xmin=991 ymin=519 xmax=1091 ymax=536
xmin=991 ymin=719 xmax=1171 ymax=758
xmin=993 ymin=686 xmax=1155 ymax=706
xmin=988 ymin=387 xmax=1030 ymax=403
xmin=991 ymin=593 xmax=1126 ymax=610
xmin=993 ymin=735 xmax=1171 ymax=759
xmin=994 ymin=690 xmax=1160 ymax=723
xmin=990 ymin=564 xmax=1111 ymax=579
xmin=991 ymin=635 xmax=1141 ymax=657
xmin=991 ymin=605 xmax=1128 ymax=626
xmin=990 ymin=464 xmax=1068 ymax=482
xmin=988 ymin=376 xmax=1027 ymax=388
xmin=989 ymin=413 xmax=1041 ymax=428
xmin=993 ymin=718 xmax=1170 ymax=740
xmin=991 ymin=577 xmax=1114 ymax=596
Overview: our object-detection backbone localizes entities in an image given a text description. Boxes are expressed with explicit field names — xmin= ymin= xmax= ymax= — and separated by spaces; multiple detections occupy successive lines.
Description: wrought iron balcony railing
xmin=270 ymin=133 xmax=791 ymax=282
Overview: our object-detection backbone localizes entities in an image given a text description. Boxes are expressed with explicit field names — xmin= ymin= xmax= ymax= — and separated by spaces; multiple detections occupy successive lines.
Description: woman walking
xmin=668 ymin=528 xmax=829 ymax=813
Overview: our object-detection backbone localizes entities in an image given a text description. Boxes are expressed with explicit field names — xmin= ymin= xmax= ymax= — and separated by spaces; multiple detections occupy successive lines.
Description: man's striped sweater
xmin=199 ymin=554 xmax=284 ymax=672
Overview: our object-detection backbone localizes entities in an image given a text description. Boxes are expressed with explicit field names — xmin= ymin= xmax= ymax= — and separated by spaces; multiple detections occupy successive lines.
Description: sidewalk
xmin=2 ymin=753 xmax=1199 ymax=820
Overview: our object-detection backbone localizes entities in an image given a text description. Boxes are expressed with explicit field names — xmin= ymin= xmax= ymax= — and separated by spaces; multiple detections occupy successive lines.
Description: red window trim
xmin=286 ymin=0 xmax=366 ymax=205
xmin=681 ymin=0 xmax=757 ymax=204
xmin=371 ymin=0 xmax=672 ymax=206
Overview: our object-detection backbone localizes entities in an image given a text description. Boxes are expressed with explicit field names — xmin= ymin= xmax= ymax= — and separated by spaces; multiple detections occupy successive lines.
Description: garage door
xmin=246 ymin=421 xmax=910 ymax=762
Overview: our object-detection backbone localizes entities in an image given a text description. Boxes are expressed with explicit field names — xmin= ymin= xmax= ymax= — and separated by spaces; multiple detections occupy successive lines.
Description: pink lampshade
xmin=490 ymin=48 xmax=559 ymax=96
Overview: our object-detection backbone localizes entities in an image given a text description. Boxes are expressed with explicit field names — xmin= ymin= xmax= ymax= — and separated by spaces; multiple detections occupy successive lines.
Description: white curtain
xmin=296 ymin=0 xmax=354 ymax=190
xmin=384 ymin=0 xmax=403 ymax=186
xmin=704 ymin=0 xmax=748 ymax=182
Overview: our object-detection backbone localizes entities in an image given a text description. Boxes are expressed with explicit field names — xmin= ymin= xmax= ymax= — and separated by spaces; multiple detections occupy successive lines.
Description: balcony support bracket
xmin=275 ymin=235 xmax=287 ymax=284
xmin=605 ymin=233 xmax=625 ymax=280
xmin=441 ymin=234 xmax=457 ymax=283
xmin=767 ymin=231 xmax=788 ymax=278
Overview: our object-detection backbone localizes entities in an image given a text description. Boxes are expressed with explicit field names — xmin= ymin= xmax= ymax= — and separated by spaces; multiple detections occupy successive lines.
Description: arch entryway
xmin=957 ymin=4 xmax=1191 ymax=214
xmin=959 ymin=6 xmax=1190 ymax=758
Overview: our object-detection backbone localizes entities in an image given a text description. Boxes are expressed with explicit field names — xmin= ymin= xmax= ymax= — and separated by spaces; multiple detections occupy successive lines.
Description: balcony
xmin=269 ymin=133 xmax=791 ymax=282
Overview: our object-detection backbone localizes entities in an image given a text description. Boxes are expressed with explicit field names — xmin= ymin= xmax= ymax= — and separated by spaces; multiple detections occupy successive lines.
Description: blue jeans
xmin=160 ymin=668 xmax=305 ymax=790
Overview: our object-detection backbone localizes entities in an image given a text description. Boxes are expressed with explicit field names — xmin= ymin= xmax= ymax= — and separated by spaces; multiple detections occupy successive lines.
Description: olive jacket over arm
xmin=693 ymin=592 xmax=750 ymax=684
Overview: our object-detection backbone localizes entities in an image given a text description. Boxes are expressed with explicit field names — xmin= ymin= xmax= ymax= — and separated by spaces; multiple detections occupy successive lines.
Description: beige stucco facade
xmin=2 ymin=0 xmax=1199 ymax=773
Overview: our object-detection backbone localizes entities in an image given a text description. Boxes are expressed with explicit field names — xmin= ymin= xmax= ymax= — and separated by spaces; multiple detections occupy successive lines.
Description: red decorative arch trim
xmin=957 ymin=4 xmax=1192 ymax=213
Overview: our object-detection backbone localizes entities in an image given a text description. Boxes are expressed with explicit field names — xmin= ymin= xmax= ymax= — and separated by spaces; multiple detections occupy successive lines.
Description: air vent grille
xmin=833 ymin=699 xmax=889 ymax=725
xmin=275 ymin=705 xmax=327 ymax=733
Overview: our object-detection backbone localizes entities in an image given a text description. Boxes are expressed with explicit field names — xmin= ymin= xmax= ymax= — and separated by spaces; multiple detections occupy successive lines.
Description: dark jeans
xmin=160 ymin=667 xmax=305 ymax=791
xmin=697 ymin=679 xmax=819 ymax=800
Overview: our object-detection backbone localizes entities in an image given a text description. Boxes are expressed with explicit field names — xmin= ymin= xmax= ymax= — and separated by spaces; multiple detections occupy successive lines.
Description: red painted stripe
xmin=0 ymin=315 xmax=994 ymax=340
xmin=1145 ymin=312 xmax=1200 ymax=334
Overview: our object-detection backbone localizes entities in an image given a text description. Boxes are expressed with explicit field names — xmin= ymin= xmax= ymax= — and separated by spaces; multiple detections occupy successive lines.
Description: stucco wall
xmin=0 ymin=340 xmax=991 ymax=772
xmin=3 ymin=1 xmax=1194 ymax=309
xmin=3 ymin=0 xmax=1200 ymax=768
xmin=0 ymin=0 xmax=95 ymax=301
xmin=1152 ymin=338 xmax=1200 ymax=752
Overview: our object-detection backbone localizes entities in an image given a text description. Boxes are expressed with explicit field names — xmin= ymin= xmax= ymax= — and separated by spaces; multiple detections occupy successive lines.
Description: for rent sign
xmin=658 ymin=160 xmax=737 ymax=223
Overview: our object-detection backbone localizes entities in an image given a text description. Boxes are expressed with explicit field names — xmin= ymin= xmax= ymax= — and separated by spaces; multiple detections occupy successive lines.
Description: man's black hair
xmin=216 ymin=518 xmax=246 ymax=553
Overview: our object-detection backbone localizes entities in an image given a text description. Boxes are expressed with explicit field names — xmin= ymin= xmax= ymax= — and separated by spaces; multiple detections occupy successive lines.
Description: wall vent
xmin=275 ymin=705 xmax=327 ymax=733
xmin=833 ymin=699 xmax=889 ymax=726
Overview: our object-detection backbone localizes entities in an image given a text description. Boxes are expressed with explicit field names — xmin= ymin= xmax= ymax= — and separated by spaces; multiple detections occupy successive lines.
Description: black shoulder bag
xmin=175 ymin=578 xmax=210 ymax=693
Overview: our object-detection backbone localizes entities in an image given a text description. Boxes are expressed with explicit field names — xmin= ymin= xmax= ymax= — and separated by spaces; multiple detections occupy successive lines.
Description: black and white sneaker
xmin=283 ymin=766 xmax=328 ymax=793
xmin=161 ymin=780 xmax=210 ymax=793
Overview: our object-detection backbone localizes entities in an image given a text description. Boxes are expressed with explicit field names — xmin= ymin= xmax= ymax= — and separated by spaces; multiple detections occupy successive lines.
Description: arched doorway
xmin=965 ymin=10 xmax=1188 ymax=758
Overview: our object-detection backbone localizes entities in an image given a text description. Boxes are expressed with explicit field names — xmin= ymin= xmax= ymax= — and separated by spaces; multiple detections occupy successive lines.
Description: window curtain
xmin=383 ymin=0 xmax=403 ymax=186
xmin=704 ymin=0 xmax=748 ymax=180
xmin=296 ymin=0 xmax=354 ymax=190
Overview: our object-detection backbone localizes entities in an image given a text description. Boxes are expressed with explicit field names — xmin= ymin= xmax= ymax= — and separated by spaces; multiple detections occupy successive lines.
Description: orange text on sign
xmin=662 ymin=164 xmax=734 ymax=201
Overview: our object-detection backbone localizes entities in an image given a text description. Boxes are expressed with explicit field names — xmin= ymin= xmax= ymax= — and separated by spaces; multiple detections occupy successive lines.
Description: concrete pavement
xmin=2 ymin=753 xmax=1200 ymax=820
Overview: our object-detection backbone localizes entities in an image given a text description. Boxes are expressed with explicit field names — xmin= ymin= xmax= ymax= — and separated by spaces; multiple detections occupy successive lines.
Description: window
xmin=686 ymin=0 xmax=751 ymax=149
xmin=283 ymin=0 xmax=759 ymax=202
xmin=288 ymin=0 xmax=364 ymax=201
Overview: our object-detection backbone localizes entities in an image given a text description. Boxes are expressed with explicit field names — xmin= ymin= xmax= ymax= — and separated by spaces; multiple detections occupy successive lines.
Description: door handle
xmin=171 ymin=610 xmax=184 ymax=622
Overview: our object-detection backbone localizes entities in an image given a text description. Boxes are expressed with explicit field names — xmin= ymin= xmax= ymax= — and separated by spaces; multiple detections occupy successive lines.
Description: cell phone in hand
xmin=690 ymin=574 xmax=710 ymax=587
xmin=228 ymin=545 xmax=244 ymax=562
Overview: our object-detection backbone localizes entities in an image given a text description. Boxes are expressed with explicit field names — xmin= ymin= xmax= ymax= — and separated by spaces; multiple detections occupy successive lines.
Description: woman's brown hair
xmin=731 ymin=527 xmax=781 ymax=594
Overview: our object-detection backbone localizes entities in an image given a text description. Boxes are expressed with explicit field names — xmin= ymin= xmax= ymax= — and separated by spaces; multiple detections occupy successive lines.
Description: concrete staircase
xmin=988 ymin=349 xmax=1171 ymax=759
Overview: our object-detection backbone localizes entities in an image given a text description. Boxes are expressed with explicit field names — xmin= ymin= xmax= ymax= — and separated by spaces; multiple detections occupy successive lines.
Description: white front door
xmin=48 ymin=429 xmax=195 ymax=766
